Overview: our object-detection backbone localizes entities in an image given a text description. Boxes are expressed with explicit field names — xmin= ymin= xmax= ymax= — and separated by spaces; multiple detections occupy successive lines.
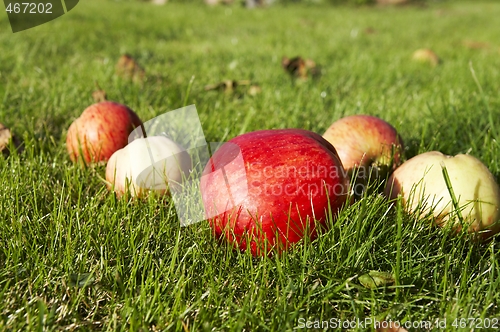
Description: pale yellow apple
xmin=412 ymin=49 xmax=440 ymax=66
xmin=385 ymin=151 xmax=500 ymax=240
xmin=106 ymin=136 xmax=191 ymax=198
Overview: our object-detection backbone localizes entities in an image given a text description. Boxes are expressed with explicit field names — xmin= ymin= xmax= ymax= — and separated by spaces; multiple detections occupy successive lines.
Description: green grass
xmin=1 ymin=0 xmax=500 ymax=330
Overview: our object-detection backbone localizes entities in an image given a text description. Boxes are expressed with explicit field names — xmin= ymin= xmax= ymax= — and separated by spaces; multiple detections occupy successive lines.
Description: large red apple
xmin=322 ymin=115 xmax=404 ymax=196
xmin=385 ymin=151 xmax=500 ymax=240
xmin=66 ymin=101 xmax=142 ymax=164
xmin=200 ymin=129 xmax=349 ymax=256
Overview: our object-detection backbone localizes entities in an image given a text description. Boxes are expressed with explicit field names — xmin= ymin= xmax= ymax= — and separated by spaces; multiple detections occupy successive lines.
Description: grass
xmin=1 ymin=0 xmax=500 ymax=330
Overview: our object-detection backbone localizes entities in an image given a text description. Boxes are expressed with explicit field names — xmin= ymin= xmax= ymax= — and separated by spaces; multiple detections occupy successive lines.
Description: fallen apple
xmin=200 ymin=129 xmax=349 ymax=256
xmin=105 ymin=135 xmax=192 ymax=198
xmin=385 ymin=151 xmax=500 ymax=240
xmin=322 ymin=115 xmax=404 ymax=196
xmin=66 ymin=101 xmax=142 ymax=164
xmin=0 ymin=123 xmax=22 ymax=157
xmin=411 ymin=48 xmax=440 ymax=66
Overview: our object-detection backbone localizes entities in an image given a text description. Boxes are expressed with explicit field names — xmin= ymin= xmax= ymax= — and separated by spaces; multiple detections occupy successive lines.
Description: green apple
xmin=385 ymin=151 xmax=500 ymax=240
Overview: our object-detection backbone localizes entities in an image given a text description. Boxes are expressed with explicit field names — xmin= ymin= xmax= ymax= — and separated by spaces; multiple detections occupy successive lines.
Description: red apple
xmin=322 ymin=115 xmax=404 ymax=196
xmin=385 ymin=151 xmax=500 ymax=240
xmin=0 ymin=123 xmax=22 ymax=157
xmin=200 ymin=129 xmax=349 ymax=256
xmin=66 ymin=101 xmax=142 ymax=164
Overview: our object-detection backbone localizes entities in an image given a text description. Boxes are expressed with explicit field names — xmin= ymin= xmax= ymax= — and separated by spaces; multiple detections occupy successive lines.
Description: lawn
xmin=1 ymin=0 xmax=500 ymax=330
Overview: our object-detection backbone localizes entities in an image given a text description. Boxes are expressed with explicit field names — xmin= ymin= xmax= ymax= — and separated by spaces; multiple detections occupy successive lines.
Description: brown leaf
xmin=92 ymin=81 xmax=107 ymax=102
xmin=462 ymin=40 xmax=490 ymax=50
xmin=92 ymin=82 xmax=107 ymax=103
xmin=92 ymin=90 xmax=107 ymax=103
xmin=305 ymin=58 xmax=321 ymax=78
xmin=205 ymin=80 xmax=236 ymax=93
xmin=115 ymin=54 xmax=145 ymax=81
xmin=282 ymin=56 xmax=319 ymax=80
xmin=282 ymin=56 xmax=306 ymax=79
xmin=364 ymin=27 xmax=377 ymax=35
xmin=205 ymin=80 xmax=253 ymax=94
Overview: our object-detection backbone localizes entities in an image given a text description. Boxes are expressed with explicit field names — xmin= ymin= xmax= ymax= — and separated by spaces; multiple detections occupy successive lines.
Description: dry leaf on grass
xmin=115 ymin=54 xmax=145 ymax=81
xmin=92 ymin=82 xmax=107 ymax=103
xmin=358 ymin=271 xmax=395 ymax=289
xmin=462 ymin=40 xmax=490 ymax=50
xmin=205 ymin=80 xmax=261 ymax=96
xmin=205 ymin=80 xmax=240 ymax=93
xmin=282 ymin=56 xmax=320 ymax=80
xmin=92 ymin=90 xmax=107 ymax=103
xmin=364 ymin=27 xmax=377 ymax=34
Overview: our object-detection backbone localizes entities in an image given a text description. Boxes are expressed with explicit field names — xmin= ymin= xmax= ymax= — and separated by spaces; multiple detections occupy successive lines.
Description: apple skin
xmin=322 ymin=115 xmax=403 ymax=195
xmin=385 ymin=151 xmax=500 ymax=240
xmin=412 ymin=48 xmax=440 ymax=66
xmin=105 ymin=136 xmax=192 ymax=198
xmin=0 ymin=123 xmax=22 ymax=157
xmin=66 ymin=101 xmax=142 ymax=164
xmin=323 ymin=115 xmax=403 ymax=173
xmin=200 ymin=129 xmax=349 ymax=256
